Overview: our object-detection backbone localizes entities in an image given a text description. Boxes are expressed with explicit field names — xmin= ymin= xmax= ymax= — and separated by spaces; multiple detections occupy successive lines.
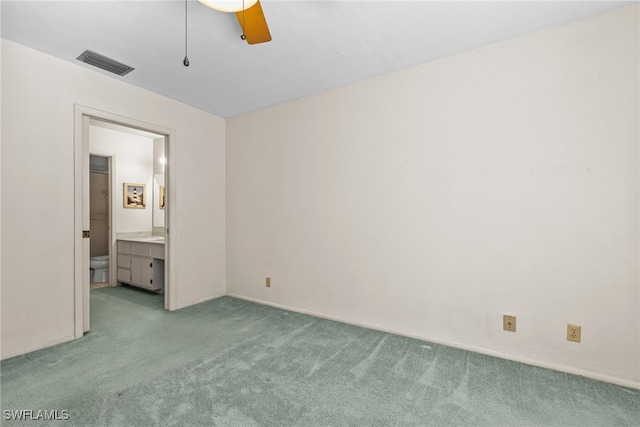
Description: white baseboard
xmin=226 ymin=293 xmax=640 ymax=391
xmin=1 ymin=334 xmax=76 ymax=361
xmin=175 ymin=290 xmax=227 ymax=310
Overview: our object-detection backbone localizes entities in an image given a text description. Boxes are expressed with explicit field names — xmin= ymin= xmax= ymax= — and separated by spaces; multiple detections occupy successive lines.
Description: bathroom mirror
xmin=152 ymin=137 xmax=165 ymax=230
xmin=153 ymin=173 xmax=165 ymax=228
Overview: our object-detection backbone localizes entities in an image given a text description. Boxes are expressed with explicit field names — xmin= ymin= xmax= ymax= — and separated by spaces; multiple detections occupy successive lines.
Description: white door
xmin=82 ymin=115 xmax=91 ymax=332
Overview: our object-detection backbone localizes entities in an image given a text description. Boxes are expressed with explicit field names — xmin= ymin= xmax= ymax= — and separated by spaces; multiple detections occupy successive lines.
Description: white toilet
xmin=90 ymin=255 xmax=109 ymax=283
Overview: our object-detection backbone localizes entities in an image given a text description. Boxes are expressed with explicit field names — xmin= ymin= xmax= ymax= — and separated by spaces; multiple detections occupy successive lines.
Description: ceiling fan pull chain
xmin=183 ymin=0 xmax=190 ymax=66
xmin=240 ymin=0 xmax=247 ymax=40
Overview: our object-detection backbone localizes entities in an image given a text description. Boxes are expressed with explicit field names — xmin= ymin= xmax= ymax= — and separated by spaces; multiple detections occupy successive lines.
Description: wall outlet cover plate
xmin=567 ymin=324 xmax=581 ymax=342
xmin=503 ymin=315 xmax=516 ymax=332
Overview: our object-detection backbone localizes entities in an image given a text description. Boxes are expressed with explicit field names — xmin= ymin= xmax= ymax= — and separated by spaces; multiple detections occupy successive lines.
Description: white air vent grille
xmin=76 ymin=50 xmax=134 ymax=76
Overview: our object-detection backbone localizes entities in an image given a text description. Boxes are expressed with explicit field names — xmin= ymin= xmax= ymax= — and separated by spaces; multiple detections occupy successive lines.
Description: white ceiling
xmin=1 ymin=1 xmax=633 ymax=118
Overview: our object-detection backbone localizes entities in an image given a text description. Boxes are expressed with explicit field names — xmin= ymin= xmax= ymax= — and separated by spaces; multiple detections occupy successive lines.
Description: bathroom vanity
xmin=117 ymin=238 xmax=165 ymax=293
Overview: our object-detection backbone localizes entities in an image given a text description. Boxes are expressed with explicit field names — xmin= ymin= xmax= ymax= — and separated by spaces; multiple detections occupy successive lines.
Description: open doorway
xmin=89 ymin=154 xmax=111 ymax=290
xmin=74 ymin=105 xmax=176 ymax=338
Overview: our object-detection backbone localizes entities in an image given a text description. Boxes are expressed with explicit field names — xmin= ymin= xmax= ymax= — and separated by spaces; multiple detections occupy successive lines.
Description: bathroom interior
xmin=89 ymin=154 xmax=111 ymax=289
xmin=89 ymin=119 xmax=166 ymax=299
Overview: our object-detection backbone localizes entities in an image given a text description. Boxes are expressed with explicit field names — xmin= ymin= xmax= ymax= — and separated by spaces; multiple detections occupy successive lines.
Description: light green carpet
xmin=1 ymin=286 xmax=639 ymax=426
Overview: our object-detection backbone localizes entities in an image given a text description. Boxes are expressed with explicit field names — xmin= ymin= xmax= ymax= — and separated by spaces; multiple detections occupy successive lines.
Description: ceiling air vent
xmin=76 ymin=50 xmax=134 ymax=76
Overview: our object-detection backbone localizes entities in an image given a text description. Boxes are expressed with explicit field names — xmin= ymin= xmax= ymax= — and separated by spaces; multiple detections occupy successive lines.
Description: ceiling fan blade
xmin=236 ymin=0 xmax=272 ymax=45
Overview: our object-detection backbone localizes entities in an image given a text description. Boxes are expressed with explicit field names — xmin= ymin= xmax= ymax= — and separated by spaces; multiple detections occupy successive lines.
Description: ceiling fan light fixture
xmin=197 ymin=0 xmax=258 ymax=12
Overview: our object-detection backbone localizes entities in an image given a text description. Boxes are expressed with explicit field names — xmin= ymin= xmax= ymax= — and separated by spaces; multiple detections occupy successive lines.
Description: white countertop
xmin=118 ymin=236 xmax=165 ymax=244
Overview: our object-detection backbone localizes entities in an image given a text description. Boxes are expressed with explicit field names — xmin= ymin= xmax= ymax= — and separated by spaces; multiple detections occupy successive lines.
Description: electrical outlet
xmin=266 ymin=277 xmax=271 ymax=288
xmin=567 ymin=324 xmax=581 ymax=343
xmin=503 ymin=315 xmax=516 ymax=332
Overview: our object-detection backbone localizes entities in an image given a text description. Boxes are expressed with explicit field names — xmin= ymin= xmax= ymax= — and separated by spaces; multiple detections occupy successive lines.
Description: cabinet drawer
xmin=117 ymin=241 xmax=131 ymax=254
xmin=151 ymin=244 xmax=164 ymax=260
xmin=117 ymin=254 xmax=130 ymax=268
xmin=117 ymin=268 xmax=131 ymax=283
xmin=131 ymin=243 xmax=151 ymax=257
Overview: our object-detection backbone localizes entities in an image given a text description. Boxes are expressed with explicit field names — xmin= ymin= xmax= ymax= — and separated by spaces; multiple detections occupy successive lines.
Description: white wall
xmin=90 ymin=125 xmax=154 ymax=234
xmin=1 ymin=39 xmax=226 ymax=359
xmin=0 ymin=36 xmax=4 ymax=353
xmin=227 ymin=5 xmax=639 ymax=387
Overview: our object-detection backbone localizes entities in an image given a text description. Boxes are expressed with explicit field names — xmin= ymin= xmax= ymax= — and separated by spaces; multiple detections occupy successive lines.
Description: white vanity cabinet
xmin=117 ymin=240 xmax=164 ymax=292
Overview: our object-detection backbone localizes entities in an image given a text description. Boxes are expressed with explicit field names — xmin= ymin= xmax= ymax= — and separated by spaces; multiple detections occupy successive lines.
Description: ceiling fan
xmin=198 ymin=0 xmax=272 ymax=45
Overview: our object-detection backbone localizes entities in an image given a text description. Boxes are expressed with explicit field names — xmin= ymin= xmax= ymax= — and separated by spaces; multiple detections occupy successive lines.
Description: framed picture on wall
xmin=124 ymin=183 xmax=146 ymax=208
xmin=159 ymin=186 xmax=165 ymax=210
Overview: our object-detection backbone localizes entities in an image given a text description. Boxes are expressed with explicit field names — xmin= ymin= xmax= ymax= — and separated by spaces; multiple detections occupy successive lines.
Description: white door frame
xmin=74 ymin=104 xmax=177 ymax=338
